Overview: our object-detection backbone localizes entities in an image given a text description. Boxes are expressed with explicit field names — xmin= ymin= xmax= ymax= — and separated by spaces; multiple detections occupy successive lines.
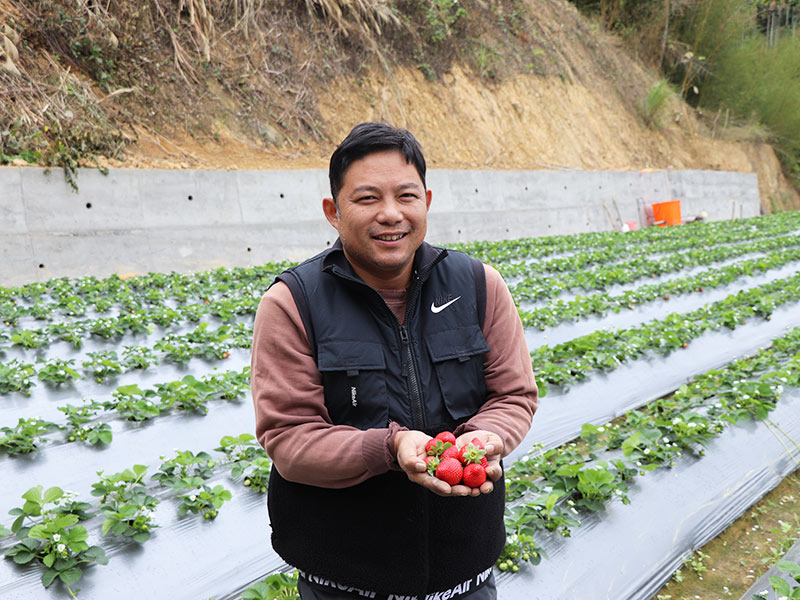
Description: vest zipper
xmin=399 ymin=324 xmax=425 ymax=430
xmin=329 ymin=249 xmax=447 ymax=431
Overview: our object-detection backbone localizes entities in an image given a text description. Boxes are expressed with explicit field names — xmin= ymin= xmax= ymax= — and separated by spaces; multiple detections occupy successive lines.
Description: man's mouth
xmin=373 ymin=233 xmax=406 ymax=241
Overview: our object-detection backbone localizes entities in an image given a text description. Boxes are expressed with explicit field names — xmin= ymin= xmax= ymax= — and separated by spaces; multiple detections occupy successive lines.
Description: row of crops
xmin=2 ymin=211 xmax=800 ymax=599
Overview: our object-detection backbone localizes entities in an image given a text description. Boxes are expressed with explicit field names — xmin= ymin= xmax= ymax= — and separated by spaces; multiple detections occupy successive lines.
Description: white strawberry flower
xmin=52 ymin=533 xmax=61 ymax=542
xmin=57 ymin=543 xmax=66 ymax=553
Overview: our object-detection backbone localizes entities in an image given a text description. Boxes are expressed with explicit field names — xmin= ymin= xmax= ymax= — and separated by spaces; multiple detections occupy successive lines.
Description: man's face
xmin=323 ymin=149 xmax=432 ymax=290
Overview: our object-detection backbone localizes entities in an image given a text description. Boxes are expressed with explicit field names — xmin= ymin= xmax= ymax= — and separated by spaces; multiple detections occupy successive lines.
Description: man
xmin=251 ymin=122 xmax=537 ymax=599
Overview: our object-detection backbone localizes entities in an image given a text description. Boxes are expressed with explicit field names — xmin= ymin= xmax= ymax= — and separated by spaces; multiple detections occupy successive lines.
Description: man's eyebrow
xmin=352 ymin=182 xmax=423 ymax=194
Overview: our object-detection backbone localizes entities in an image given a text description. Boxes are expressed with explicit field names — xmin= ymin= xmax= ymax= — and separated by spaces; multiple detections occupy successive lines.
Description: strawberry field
xmin=2 ymin=212 xmax=800 ymax=599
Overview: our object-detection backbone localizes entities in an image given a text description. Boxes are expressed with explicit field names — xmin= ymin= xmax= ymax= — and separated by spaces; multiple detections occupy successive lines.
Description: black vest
xmin=267 ymin=240 xmax=506 ymax=595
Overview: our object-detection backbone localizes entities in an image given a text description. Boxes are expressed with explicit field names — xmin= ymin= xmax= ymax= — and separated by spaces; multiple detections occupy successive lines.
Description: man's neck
xmin=350 ymin=263 xmax=413 ymax=291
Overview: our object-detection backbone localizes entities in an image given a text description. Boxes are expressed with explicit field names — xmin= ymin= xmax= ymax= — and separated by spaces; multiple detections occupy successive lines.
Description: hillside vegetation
xmin=0 ymin=0 xmax=798 ymax=209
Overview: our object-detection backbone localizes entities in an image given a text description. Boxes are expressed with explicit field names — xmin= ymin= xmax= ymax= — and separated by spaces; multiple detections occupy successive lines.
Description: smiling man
xmin=251 ymin=122 xmax=538 ymax=600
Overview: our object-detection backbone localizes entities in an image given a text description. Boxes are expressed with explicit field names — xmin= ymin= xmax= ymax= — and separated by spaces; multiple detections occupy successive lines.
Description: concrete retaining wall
xmin=0 ymin=166 xmax=760 ymax=285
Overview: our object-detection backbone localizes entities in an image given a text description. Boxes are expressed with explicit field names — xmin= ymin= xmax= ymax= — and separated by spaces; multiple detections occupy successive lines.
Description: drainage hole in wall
xmin=247 ymin=247 xmax=252 ymax=252
xmin=38 ymin=263 xmax=45 ymax=269
xmin=474 ymin=188 xmax=479 ymax=193
xmin=86 ymin=202 xmax=92 ymax=209
xmin=280 ymin=193 xmax=284 ymax=198
xmin=188 ymin=195 xmax=193 ymax=201
xmin=457 ymin=229 xmax=461 ymax=234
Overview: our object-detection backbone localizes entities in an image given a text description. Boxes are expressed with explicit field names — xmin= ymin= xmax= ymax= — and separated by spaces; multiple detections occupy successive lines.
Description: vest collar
xmin=322 ymin=238 xmax=448 ymax=287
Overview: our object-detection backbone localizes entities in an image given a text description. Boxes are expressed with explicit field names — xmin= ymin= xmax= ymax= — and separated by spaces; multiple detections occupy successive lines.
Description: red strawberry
xmin=458 ymin=442 xmax=487 ymax=466
xmin=426 ymin=439 xmax=453 ymax=457
xmin=462 ymin=463 xmax=486 ymax=488
xmin=441 ymin=445 xmax=460 ymax=461
xmin=434 ymin=431 xmax=457 ymax=446
xmin=435 ymin=457 xmax=463 ymax=486
xmin=470 ymin=437 xmax=484 ymax=449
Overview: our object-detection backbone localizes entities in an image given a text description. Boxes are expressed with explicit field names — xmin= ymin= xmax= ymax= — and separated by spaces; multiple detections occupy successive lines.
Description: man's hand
xmin=394 ymin=430 xmax=501 ymax=497
xmin=456 ymin=430 xmax=503 ymax=495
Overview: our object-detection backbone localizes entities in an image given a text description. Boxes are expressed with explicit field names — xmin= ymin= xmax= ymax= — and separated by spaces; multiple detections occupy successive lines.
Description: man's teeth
xmin=375 ymin=234 xmax=404 ymax=241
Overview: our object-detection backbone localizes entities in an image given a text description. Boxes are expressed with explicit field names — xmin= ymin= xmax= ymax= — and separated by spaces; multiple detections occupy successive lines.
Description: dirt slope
xmin=1 ymin=0 xmax=797 ymax=210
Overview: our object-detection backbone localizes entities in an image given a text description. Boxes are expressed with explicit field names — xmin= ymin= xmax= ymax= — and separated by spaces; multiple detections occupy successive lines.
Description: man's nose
xmin=376 ymin=199 xmax=403 ymax=223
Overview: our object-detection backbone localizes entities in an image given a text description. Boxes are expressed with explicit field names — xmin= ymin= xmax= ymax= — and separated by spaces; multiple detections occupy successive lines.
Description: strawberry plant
xmin=151 ymin=449 xmax=217 ymax=489
xmin=154 ymin=333 xmax=195 ymax=364
xmin=36 ymin=358 xmax=81 ymax=385
xmin=0 ymin=359 xmax=36 ymax=395
xmin=45 ymin=321 xmax=88 ymax=349
xmin=4 ymin=486 xmax=108 ymax=593
xmin=91 ymin=465 xmax=159 ymax=543
xmin=1 ymin=417 xmax=60 ymax=454
xmin=10 ymin=328 xmax=51 ymax=349
xmin=0 ymin=300 xmax=26 ymax=327
xmin=242 ymin=571 xmax=300 ymax=599
xmin=179 ymin=302 xmax=210 ymax=322
xmin=60 ymin=295 xmax=88 ymax=317
xmin=115 ymin=312 xmax=154 ymax=336
xmin=58 ymin=400 xmax=113 ymax=445
xmin=203 ymin=367 xmax=251 ymax=400
xmin=149 ymin=307 xmax=182 ymax=328
xmin=176 ymin=484 xmax=232 ymax=520
xmin=30 ymin=301 xmax=55 ymax=321
xmin=217 ymin=434 xmax=272 ymax=492
xmin=90 ymin=296 xmax=114 ymax=314
xmin=81 ymin=350 xmax=123 ymax=383
xmin=239 ymin=456 xmax=272 ymax=493
xmin=216 ymin=433 xmax=264 ymax=463
xmin=751 ymin=560 xmax=800 ymax=599
xmin=156 ymin=376 xmax=214 ymax=415
xmin=88 ymin=317 xmax=125 ymax=340
xmin=120 ymin=344 xmax=157 ymax=370
xmin=105 ymin=384 xmax=161 ymax=421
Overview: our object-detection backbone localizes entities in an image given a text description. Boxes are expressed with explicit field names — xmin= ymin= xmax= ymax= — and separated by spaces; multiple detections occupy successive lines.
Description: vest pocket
xmin=317 ymin=340 xmax=389 ymax=430
xmin=425 ymin=325 xmax=489 ymax=420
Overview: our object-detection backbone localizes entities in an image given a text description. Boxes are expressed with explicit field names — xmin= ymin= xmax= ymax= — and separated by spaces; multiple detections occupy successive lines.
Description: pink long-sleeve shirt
xmin=251 ymin=262 xmax=538 ymax=488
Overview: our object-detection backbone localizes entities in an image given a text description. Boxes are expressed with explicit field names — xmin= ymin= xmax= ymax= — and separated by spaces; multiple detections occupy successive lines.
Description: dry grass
xmin=303 ymin=0 xmax=400 ymax=37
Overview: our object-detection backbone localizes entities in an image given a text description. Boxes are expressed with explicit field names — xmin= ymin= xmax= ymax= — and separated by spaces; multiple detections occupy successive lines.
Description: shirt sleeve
xmin=454 ymin=263 xmax=538 ymax=456
xmin=251 ymin=281 xmax=406 ymax=488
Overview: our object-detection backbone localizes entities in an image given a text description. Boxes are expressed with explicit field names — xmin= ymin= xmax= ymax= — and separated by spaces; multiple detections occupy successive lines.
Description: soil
xmin=654 ymin=469 xmax=800 ymax=599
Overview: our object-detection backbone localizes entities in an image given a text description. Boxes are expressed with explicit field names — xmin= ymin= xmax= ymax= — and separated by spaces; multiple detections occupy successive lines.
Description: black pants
xmin=297 ymin=572 xmax=498 ymax=600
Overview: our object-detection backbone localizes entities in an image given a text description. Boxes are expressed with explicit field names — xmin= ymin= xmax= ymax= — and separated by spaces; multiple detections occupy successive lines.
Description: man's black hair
xmin=328 ymin=122 xmax=427 ymax=201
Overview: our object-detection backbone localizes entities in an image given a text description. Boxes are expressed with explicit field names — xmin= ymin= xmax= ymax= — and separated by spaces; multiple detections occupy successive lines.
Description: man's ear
xmin=426 ymin=189 xmax=432 ymax=210
xmin=322 ymin=197 xmax=340 ymax=230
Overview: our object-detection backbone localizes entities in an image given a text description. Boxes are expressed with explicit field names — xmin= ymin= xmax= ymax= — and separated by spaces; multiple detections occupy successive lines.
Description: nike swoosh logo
xmin=431 ymin=296 xmax=462 ymax=313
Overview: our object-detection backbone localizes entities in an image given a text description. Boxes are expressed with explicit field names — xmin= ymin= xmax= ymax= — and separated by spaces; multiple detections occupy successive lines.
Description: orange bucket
xmin=652 ymin=200 xmax=682 ymax=227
